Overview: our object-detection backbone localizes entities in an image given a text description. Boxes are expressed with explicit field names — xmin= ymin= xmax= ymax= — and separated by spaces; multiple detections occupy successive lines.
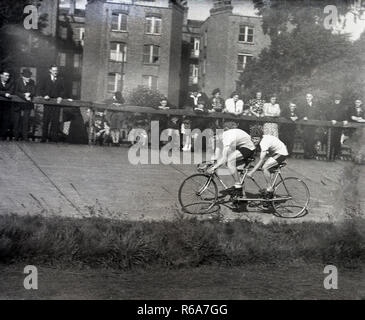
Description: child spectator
xmin=94 ymin=110 xmax=110 ymax=146
xmin=129 ymin=113 xmax=149 ymax=147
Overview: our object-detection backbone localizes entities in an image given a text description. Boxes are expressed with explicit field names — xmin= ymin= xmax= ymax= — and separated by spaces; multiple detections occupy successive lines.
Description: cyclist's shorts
xmin=237 ymin=146 xmax=255 ymax=159
xmin=272 ymin=153 xmax=287 ymax=164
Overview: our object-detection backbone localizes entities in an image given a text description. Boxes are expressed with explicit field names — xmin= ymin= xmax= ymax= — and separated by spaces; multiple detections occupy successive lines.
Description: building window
xmin=73 ymin=54 xmax=81 ymax=68
xmin=145 ymin=16 xmax=162 ymax=34
xmin=59 ymin=26 xmax=68 ymax=40
xmin=58 ymin=52 xmax=67 ymax=67
xmin=112 ymin=13 xmax=128 ymax=32
xmin=190 ymin=64 xmax=199 ymax=84
xmin=110 ymin=42 xmax=127 ymax=62
xmin=107 ymin=73 xmax=122 ymax=93
xmin=237 ymin=54 xmax=253 ymax=72
xmin=142 ymin=75 xmax=158 ymax=90
xmin=239 ymin=25 xmax=254 ymax=43
xmin=72 ymin=81 xmax=81 ymax=98
xmin=143 ymin=45 xmax=159 ymax=64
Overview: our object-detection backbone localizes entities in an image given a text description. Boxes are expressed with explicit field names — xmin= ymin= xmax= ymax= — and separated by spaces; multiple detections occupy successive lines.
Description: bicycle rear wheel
xmin=272 ymin=177 xmax=310 ymax=218
xmin=178 ymin=174 xmax=219 ymax=214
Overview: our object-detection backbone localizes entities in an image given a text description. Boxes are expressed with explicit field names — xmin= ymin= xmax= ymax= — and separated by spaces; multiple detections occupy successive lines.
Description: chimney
xmin=69 ymin=0 xmax=76 ymax=15
xmin=210 ymin=0 xmax=233 ymax=15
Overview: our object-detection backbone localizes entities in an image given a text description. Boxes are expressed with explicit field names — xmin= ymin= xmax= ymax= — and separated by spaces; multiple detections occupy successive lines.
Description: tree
xmin=239 ymin=0 xmax=357 ymax=106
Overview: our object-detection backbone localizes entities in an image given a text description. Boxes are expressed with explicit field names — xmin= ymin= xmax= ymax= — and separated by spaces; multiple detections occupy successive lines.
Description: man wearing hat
xmin=327 ymin=94 xmax=348 ymax=160
xmin=13 ymin=68 xmax=36 ymax=140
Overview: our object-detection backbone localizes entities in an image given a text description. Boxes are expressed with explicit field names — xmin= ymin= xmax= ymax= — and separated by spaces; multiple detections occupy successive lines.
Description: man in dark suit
xmin=13 ymin=69 xmax=36 ymax=140
xmin=39 ymin=65 xmax=65 ymax=142
xmin=0 ymin=70 xmax=14 ymax=140
xmin=300 ymin=93 xmax=324 ymax=159
xmin=326 ymin=94 xmax=348 ymax=160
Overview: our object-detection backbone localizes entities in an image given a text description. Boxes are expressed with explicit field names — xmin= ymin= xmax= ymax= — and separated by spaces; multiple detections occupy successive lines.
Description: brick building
xmin=57 ymin=0 xmax=86 ymax=99
xmin=197 ymin=0 xmax=270 ymax=100
xmin=81 ymin=0 xmax=186 ymax=106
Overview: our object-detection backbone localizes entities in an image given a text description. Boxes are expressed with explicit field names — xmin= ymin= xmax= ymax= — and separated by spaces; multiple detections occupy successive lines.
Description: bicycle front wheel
xmin=178 ymin=174 xmax=219 ymax=214
xmin=272 ymin=177 xmax=310 ymax=218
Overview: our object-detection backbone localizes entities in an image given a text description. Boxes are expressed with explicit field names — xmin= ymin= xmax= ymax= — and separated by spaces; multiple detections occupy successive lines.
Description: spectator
xmin=129 ymin=113 xmax=149 ymax=147
xmin=105 ymin=91 xmax=125 ymax=146
xmin=249 ymin=91 xmax=265 ymax=118
xmin=223 ymin=91 xmax=244 ymax=116
xmin=208 ymin=88 xmax=224 ymax=113
xmin=0 ymin=70 xmax=14 ymax=140
xmin=348 ymin=99 xmax=365 ymax=123
xmin=187 ymin=85 xmax=208 ymax=110
xmin=327 ymin=94 xmax=348 ymax=160
xmin=300 ymin=93 xmax=324 ymax=159
xmin=13 ymin=69 xmax=36 ymax=141
xmin=262 ymin=94 xmax=281 ymax=137
xmin=153 ymin=97 xmax=171 ymax=147
xmin=165 ymin=114 xmax=180 ymax=150
xmin=281 ymin=102 xmax=300 ymax=156
xmin=39 ymin=65 xmax=65 ymax=143
xmin=94 ymin=110 xmax=110 ymax=146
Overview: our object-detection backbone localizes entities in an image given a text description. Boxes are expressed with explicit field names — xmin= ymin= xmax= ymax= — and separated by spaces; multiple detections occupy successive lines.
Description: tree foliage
xmin=240 ymin=0 xmax=363 ymax=107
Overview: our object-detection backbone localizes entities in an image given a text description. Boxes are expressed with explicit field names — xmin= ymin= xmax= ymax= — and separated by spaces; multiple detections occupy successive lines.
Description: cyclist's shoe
xmin=259 ymin=189 xmax=274 ymax=199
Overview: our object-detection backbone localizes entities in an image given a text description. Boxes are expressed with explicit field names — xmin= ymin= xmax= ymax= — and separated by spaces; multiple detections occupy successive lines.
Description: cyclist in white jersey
xmin=207 ymin=122 xmax=255 ymax=197
xmin=247 ymin=125 xmax=288 ymax=196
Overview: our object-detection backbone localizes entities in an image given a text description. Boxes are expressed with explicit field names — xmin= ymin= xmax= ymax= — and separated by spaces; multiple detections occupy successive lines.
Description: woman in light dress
xmin=263 ymin=95 xmax=281 ymax=137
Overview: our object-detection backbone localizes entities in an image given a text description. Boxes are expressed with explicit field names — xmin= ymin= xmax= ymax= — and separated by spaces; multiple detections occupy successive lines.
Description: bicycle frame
xmin=212 ymin=166 xmax=286 ymax=199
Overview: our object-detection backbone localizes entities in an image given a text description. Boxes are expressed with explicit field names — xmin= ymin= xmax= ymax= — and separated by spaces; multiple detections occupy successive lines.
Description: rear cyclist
xmin=207 ymin=122 xmax=256 ymax=198
xmin=247 ymin=125 xmax=288 ymax=197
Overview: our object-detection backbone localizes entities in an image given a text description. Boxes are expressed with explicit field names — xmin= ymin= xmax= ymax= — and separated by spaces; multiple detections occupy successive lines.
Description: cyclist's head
xmin=223 ymin=121 xmax=238 ymax=131
xmin=250 ymin=125 xmax=264 ymax=145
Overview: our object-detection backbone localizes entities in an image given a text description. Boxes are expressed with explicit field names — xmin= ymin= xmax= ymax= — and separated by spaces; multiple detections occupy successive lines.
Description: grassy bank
xmin=1 ymin=214 xmax=365 ymax=270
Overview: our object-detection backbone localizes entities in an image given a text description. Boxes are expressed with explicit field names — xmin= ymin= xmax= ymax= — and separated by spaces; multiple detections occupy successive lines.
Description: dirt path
xmin=0 ymin=141 xmax=363 ymax=222
xmin=1 ymin=264 xmax=364 ymax=300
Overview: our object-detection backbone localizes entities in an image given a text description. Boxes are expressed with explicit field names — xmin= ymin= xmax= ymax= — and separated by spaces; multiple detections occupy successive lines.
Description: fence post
xmin=88 ymin=106 xmax=94 ymax=146
xmin=326 ymin=127 xmax=332 ymax=161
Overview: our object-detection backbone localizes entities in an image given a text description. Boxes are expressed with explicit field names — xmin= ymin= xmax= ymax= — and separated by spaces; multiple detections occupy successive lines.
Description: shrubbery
xmin=127 ymin=86 xmax=165 ymax=108
xmin=0 ymin=214 xmax=364 ymax=270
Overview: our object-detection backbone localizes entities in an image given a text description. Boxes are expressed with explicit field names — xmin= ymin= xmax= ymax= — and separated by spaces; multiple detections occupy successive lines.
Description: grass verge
xmin=1 ymin=213 xmax=365 ymax=270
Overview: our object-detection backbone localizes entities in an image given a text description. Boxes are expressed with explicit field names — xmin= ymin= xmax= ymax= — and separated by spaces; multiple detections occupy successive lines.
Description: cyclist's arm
xmin=211 ymin=145 xmax=230 ymax=171
xmin=248 ymin=151 xmax=267 ymax=175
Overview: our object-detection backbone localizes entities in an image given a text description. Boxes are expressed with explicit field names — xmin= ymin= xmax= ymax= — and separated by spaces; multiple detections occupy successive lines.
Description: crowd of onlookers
xmin=0 ymin=66 xmax=87 ymax=145
xmin=1 ymin=67 xmax=364 ymax=160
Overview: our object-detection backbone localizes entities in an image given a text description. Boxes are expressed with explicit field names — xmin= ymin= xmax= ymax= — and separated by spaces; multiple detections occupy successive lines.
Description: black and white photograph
xmin=0 ymin=0 xmax=365 ymax=304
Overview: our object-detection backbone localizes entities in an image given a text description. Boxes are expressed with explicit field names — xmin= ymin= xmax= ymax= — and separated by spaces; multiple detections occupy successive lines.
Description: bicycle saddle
xmin=269 ymin=162 xmax=287 ymax=173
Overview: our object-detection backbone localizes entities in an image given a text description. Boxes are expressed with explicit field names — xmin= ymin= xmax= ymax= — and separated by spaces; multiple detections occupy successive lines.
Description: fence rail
xmin=1 ymin=96 xmax=364 ymax=161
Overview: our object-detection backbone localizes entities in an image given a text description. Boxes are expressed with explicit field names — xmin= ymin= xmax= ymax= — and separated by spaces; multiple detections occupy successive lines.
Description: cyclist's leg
xmin=262 ymin=154 xmax=286 ymax=191
xmin=227 ymin=150 xmax=243 ymax=186
xmin=262 ymin=157 xmax=278 ymax=192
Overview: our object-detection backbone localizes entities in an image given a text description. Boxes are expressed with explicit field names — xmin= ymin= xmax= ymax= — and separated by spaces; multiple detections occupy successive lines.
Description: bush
xmin=127 ymin=86 xmax=165 ymax=108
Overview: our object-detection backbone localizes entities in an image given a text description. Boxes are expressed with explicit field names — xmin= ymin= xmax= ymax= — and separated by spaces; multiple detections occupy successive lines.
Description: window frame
xmin=145 ymin=16 xmax=162 ymax=35
xmin=237 ymin=53 xmax=253 ymax=72
xmin=143 ymin=44 xmax=160 ymax=64
xmin=110 ymin=42 xmax=127 ymax=62
xmin=238 ymin=25 xmax=254 ymax=43
xmin=111 ymin=12 xmax=128 ymax=32
xmin=142 ymin=75 xmax=158 ymax=90
xmin=107 ymin=72 xmax=122 ymax=93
